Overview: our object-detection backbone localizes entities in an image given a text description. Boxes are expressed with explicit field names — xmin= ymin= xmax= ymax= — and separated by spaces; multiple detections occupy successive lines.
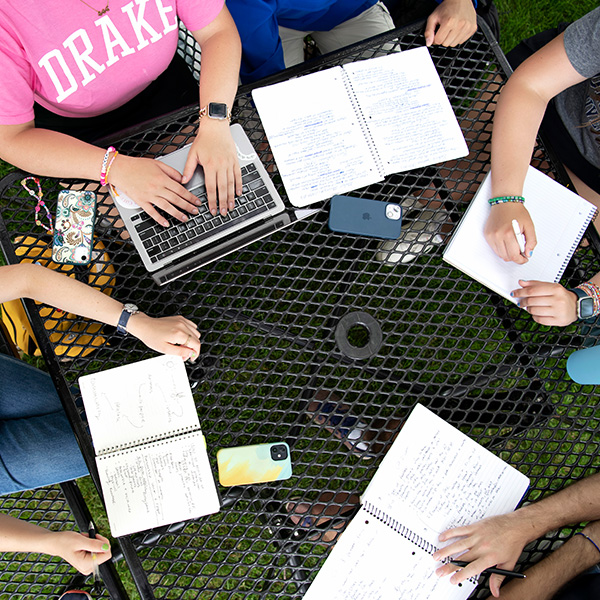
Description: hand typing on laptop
xmin=109 ymin=154 xmax=203 ymax=228
xmin=182 ymin=114 xmax=243 ymax=218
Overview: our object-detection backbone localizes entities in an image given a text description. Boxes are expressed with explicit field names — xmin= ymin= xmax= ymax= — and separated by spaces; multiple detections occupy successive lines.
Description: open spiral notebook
xmin=79 ymin=355 xmax=219 ymax=537
xmin=303 ymin=404 xmax=529 ymax=600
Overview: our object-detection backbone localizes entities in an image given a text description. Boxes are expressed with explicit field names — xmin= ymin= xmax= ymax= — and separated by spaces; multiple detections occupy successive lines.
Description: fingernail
xmin=162 ymin=220 xmax=169 ymax=227
xmin=101 ymin=543 xmax=109 ymax=551
xmin=191 ymin=207 xmax=198 ymax=214
xmin=210 ymin=208 xmax=217 ymax=216
xmin=229 ymin=202 xmax=234 ymax=209
xmin=529 ymin=250 xmax=533 ymax=257
xmin=510 ymin=292 xmax=514 ymax=297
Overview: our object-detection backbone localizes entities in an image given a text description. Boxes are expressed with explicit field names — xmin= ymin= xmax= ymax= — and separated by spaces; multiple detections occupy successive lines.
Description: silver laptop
xmin=111 ymin=124 xmax=315 ymax=286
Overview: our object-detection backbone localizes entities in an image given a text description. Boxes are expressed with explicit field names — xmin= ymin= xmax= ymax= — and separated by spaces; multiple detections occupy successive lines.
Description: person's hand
xmin=54 ymin=530 xmax=111 ymax=575
xmin=511 ymin=280 xmax=578 ymax=326
xmin=424 ymin=0 xmax=477 ymax=47
xmin=433 ymin=513 xmax=529 ymax=597
xmin=182 ymin=119 xmax=242 ymax=217
xmin=109 ymin=154 xmax=201 ymax=227
xmin=127 ymin=313 xmax=201 ymax=360
xmin=484 ymin=203 xmax=537 ymax=264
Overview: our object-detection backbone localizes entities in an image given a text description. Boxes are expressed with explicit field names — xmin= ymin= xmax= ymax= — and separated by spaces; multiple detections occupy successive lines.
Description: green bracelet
xmin=488 ymin=195 xmax=525 ymax=206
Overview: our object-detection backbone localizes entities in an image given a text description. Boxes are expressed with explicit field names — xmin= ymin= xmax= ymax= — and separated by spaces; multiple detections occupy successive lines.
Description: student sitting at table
xmin=226 ymin=0 xmax=478 ymax=85
xmin=479 ymin=7 xmax=600 ymax=327
xmin=0 ymin=0 xmax=241 ymax=222
xmin=0 ymin=262 xmax=200 ymax=575
xmin=433 ymin=472 xmax=600 ymax=599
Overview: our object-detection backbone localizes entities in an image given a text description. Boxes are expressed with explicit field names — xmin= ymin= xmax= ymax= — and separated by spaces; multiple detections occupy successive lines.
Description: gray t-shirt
xmin=554 ymin=7 xmax=600 ymax=167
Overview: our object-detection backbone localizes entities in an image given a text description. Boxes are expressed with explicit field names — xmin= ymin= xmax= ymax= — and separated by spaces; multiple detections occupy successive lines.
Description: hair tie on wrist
xmin=488 ymin=195 xmax=525 ymax=206
xmin=575 ymin=532 xmax=600 ymax=555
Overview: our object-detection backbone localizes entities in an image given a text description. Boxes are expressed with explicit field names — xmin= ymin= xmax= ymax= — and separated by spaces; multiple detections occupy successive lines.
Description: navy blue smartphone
xmin=328 ymin=195 xmax=402 ymax=239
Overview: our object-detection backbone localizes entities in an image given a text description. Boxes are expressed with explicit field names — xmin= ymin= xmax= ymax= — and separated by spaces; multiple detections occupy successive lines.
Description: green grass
xmin=1 ymin=4 xmax=599 ymax=598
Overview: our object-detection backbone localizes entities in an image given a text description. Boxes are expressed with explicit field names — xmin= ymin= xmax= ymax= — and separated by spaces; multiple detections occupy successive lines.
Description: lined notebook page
xmin=303 ymin=505 xmax=475 ymax=600
xmin=362 ymin=404 xmax=529 ymax=547
xmin=97 ymin=431 xmax=219 ymax=537
xmin=443 ymin=167 xmax=597 ymax=302
xmin=252 ymin=67 xmax=380 ymax=207
xmin=79 ymin=355 xmax=200 ymax=454
xmin=343 ymin=48 xmax=468 ymax=173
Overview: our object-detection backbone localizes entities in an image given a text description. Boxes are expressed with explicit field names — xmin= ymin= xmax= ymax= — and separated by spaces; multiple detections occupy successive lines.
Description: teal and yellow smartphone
xmin=216 ymin=442 xmax=292 ymax=487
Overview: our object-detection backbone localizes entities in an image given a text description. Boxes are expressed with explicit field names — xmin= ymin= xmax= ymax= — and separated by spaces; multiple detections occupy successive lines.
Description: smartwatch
xmin=571 ymin=288 xmax=595 ymax=320
xmin=199 ymin=102 xmax=231 ymax=122
xmin=117 ymin=303 xmax=139 ymax=335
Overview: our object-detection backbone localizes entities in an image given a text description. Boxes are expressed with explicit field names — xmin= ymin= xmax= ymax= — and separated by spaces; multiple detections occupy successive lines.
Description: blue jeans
xmin=0 ymin=354 xmax=88 ymax=495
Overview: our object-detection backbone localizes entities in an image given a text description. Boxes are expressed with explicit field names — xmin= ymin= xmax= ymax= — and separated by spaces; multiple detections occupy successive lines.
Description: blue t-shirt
xmin=227 ymin=0 xmax=377 ymax=83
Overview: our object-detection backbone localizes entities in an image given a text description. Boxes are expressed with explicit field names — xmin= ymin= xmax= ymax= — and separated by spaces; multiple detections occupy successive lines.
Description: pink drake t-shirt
xmin=0 ymin=0 xmax=223 ymax=123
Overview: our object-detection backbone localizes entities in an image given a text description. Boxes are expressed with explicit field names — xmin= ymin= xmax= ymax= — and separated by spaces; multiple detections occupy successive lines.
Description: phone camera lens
xmin=270 ymin=444 xmax=288 ymax=461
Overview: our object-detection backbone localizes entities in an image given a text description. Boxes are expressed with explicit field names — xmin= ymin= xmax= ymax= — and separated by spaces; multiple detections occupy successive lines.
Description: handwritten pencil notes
xmin=443 ymin=167 xmax=597 ymax=303
xmin=303 ymin=404 xmax=529 ymax=600
xmin=252 ymin=46 xmax=468 ymax=207
xmin=79 ymin=355 xmax=219 ymax=537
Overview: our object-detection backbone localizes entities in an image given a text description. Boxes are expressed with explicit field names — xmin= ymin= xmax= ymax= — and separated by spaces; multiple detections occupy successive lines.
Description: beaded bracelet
xmin=488 ymin=195 xmax=526 ymax=206
xmin=575 ymin=281 xmax=600 ymax=317
xmin=104 ymin=150 xmax=119 ymax=185
xmin=575 ymin=532 xmax=600 ymax=556
xmin=100 ymin=146 xmax=116 ymax=186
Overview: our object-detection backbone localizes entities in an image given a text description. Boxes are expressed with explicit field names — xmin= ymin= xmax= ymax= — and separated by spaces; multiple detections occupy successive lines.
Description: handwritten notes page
xmin=79 ymin=356 xmax=220 ymax=537
xmin=344 ymin=48 xmax=468 ymax=174
xmin=252 ymin=47 xmax=467 ymax=207
xmin=303 ymin=404 xmax=529 ymax=600
xmin=443 ymin=166 xmax=597 ymax=302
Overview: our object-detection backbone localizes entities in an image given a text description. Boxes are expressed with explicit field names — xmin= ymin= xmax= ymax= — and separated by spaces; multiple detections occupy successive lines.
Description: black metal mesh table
xmin=1 ymin=19 xmax=599 ymax=600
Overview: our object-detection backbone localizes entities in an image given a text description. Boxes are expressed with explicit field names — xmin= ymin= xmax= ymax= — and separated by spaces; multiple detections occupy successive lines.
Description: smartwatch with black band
xmin=571 ymin=288 xmax=595 ymax=320
xmin=117 ymin=303 xmax=139 ymax=335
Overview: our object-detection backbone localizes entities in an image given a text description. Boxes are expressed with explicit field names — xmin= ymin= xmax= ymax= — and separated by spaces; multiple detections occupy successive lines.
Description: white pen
xmin=511 ymin=219 xmax=526 ymax=255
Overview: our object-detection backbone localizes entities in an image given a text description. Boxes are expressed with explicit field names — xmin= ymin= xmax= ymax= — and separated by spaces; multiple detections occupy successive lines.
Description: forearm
xmin=195 ymin=7 xmax=241 ymax=110
xmin=490 ymin=78 xmax=547 ymax=197
xmin=7 ymin=263 xmax=123 ymax=327
xmin=512 ymin=473 xmax=600 ymax=543
xmin=0 ymin=125 xmax=105 ymax=182
xmin=0 ymin=514 xmax=57 ymax=556
xmin=494 ymin=521 xmax=600 ymax=600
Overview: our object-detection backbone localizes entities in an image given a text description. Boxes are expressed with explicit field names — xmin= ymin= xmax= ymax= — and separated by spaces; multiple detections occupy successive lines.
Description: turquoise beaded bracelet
xmin=488 ymin=195 xmax=525 ymax=206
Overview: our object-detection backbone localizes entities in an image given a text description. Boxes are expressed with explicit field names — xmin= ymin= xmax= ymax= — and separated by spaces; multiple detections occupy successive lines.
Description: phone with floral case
xmin=52 ymin=190 xmax=96 ymax=265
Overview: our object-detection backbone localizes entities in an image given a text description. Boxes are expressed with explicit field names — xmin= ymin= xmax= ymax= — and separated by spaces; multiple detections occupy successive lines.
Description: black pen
xmin=88 ymin=521 xmax=101 ymax=591
xmin=451 ymin=560 xmax=526 ymax=579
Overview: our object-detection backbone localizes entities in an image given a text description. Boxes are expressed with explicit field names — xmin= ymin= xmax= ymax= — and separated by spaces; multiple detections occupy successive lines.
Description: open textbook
xmin=303 ymin=404 xmax=529 ymax=600
xmin=79 ymin=355 xmax=219 ymax=537
xmin=252 ymin=46 xmax=468 ymax=207
xmin=443 ymin=166 xmax=597 ymax=303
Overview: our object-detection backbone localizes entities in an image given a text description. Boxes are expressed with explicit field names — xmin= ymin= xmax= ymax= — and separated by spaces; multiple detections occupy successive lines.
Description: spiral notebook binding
xmin=363 ymin=501 xmax=436 ymax=554
xmin=97 ymin=424 xmax=200 ymax=456
xmin=555 ymin=210 xmax=598 ymax=279
xmin=340 ymin=70 xmax=386 ymax=178
xmin=363 ymin=501 xmax=478 ymax=585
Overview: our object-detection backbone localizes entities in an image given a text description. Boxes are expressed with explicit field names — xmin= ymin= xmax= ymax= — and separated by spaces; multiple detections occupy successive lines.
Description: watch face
xmin=208 ymin=102 xmax=228 ymax=119
xmin=578 ymin=296 xmax=595 ymax=319
xmin=124 ymin=303 xmax=139 ymax=313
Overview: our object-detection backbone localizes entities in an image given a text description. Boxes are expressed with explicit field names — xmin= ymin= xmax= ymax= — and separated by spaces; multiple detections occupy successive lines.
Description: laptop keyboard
xmin=131 ymin=164 xmax=279 ymax=264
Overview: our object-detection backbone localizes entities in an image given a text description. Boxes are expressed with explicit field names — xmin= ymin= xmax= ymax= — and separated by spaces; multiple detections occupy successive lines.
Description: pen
xmin=88 ymin=521 xmax=101 ymax=591
xmin=511 ymin=219 xmax=526 ymax=256
xmin=451 ymin=560 xmax=526 ymax=579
